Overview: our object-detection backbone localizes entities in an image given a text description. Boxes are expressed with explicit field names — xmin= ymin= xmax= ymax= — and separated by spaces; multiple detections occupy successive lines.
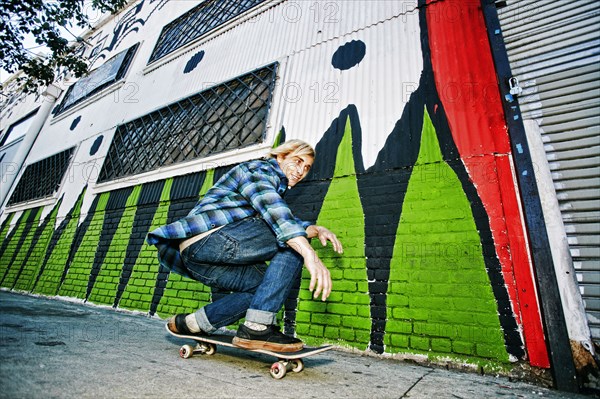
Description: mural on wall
xmin=0 ymin=0 xmax=551 ymax=370
xmin=86 ymin=0 xmax=169 ymax=67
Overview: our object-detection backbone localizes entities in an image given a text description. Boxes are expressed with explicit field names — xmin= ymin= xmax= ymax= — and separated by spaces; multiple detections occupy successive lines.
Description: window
xmin=7 ymin=147 xmax=75 ymax=206
xmin=54 ymin=43 xmax=139 ymax=115
xmin=0 ymin=109 xmax=38 ymax=147
xmin=97 ymin=62 xmax=278 ymax=183
xmin=148 ymin=0 xmax=266 ymax=63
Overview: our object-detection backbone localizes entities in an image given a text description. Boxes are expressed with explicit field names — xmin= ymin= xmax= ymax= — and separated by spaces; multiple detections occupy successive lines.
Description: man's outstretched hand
xmin=306 ymin=225 xmax=343 ymax=254
xmin=288 ymin=226 xmax=343 ymax=301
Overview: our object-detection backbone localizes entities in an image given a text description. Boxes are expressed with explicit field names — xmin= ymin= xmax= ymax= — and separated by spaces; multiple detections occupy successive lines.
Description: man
xmin=146 ymin=140 xmax=343 ymax=352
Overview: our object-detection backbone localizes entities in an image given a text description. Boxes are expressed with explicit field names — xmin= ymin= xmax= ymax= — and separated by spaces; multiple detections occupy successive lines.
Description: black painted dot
xmin=90 ymin=135 xmax=103 ymax=155
xmin=70 ymin=116 xmax=81 ymax=131
xmin=184 ymin=51 xmax=205 ymax=74
xmin=332 ymin=40 xmax=366 ymax=71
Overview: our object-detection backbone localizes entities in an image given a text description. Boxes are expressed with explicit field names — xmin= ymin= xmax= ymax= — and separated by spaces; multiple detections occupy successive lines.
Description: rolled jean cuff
xmin=194 ymin=308 xmax=217 ymax=334
xmin=246 ymin=309 xmax=277 ymax=325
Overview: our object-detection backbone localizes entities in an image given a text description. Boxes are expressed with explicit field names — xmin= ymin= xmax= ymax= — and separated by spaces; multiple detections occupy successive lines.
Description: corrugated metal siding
xmin=498 ymin=0 xmax=600 ymax=343
xmin=280 ymin=9 xmax=423 ymax=168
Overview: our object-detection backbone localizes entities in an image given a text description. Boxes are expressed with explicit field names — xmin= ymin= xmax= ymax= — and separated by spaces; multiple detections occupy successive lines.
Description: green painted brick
xmin=308 ymin=324 xmax=324 ymax=337
xmin=342 ymin=293 xmax=370 ymax=305
xmin=295 ymin=312 xmax=311 ymax=323
xmin=391 ymin=307 xmax=429 ymax=321
xmin=311 ymin=313 xmax=341 ymax=326
xmin=326 ymin=303 xmax=357 ymax=316
xmin=169 ymin=282 xmax=189 ymax=290
xmin=453 ymin=297 xmax=499 ymax=312
xmin=408 ymin=271 xmax=453 ymax=284
xmin=329 ymin=269 xmax=344 ymax=280
xmin=355 ymin=330 xmax=370 ymax=344
xmin=342 ymin=270 xmax=363 ymax=281
xmin=178 ymin=291 xmax=194 ymax=299
xmin=341 ymin=316 xmax=370 ymax=330
xmin=324 ymin=326 xmax=340 ymax=340
xmin=387 ymin=320 xmax=412 ymax=334
xmin=326 ymin=292 xmax=344 ymax=303
xmin=181 ymin=299 xmax=201 ymax=309
xmin=387 ymin=294 xmax=409 ymax=307
xmin=410 ymin=336 xmax=430 ymax=351
xmin=298 ymin=289 xmax=312 ymax=300
xmin=476 ymin=343 xmax=509 ymax=361
xmin=167 ymin=298 xmax=183 ymax=306
xmin=409 ymin=296 xmax=449 ymax=310
xmin=357 ymin=306 xmax=370 ymax=318
xmin=475 ymin=327 xmax=505 ymax=344
xmin=388 ymin=334 xmax=409 ymax=349
xmin=453 ymin=341 xmax=475 ymax=356
xmin=298 ymin=301 xmax=327 ymax=313
xmin=295 ymin=324 xmax=309 ymax=336
xmin=333 ymin=281 xmax=357 ymax=292
xmin=339 ymin=328 xmax=355 ymax=341
xmin=356 ymin=281 xmax=368 ymax=292
xmin=402 ymin=283 xmax=431 ymax=296
xmin=431 ymin=338 xmax=452 ymax=353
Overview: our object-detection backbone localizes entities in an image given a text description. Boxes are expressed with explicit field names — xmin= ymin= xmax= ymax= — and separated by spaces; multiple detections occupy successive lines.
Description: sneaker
xmin=166 ymin=314 xmax=207 ymax=337
xmin=232 ymin=324 xmax=303 ymax=352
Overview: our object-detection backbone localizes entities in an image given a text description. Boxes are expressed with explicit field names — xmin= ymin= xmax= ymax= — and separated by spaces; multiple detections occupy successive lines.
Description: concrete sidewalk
xmin=0 ymin=291 xmax=588 ymax=399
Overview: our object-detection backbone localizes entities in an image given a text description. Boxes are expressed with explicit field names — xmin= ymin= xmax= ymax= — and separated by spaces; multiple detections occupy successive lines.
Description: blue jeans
xmin=180 ymin=217 xmax=303 ymax=333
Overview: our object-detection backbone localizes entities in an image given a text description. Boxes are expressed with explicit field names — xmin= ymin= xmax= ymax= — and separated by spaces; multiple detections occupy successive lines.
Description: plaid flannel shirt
xmin=146 ymin=158 xmax=310 ymax=278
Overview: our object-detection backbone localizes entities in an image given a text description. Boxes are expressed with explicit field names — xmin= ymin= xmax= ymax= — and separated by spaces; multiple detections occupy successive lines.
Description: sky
xmin=1 ymin=1 xmax=108 ymax=84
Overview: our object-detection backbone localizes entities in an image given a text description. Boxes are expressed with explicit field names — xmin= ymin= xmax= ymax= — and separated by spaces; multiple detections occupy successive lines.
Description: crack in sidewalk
xmin=399 ymin=368 xmax=435 ymax=398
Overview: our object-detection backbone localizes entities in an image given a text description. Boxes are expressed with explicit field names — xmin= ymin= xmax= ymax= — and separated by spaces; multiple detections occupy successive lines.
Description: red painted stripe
xmin=426 ymin=0 xmax=549 ymax=367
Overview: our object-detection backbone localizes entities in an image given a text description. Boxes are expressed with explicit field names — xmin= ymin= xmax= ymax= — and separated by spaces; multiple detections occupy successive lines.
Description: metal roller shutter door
xmin=497 ymin=0 xmax=600 ymax=343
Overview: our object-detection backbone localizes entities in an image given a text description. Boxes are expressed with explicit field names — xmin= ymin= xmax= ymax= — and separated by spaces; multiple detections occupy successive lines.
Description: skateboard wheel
xmin=179 ymin=344 xmax=194 ymax=359
xmin=204 ymin=343 xmax=216 ymax=356
xmin=291 ymin=359 xmax=304 ymax=373
xmin=270 ymin=362 xmax=287 ymax=379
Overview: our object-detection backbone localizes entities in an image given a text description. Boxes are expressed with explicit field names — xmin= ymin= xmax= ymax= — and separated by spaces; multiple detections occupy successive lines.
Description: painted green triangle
xmin=415 ymin=108 xmax=444 ymax=166
xmin=299 ymin=115 xmax=369 ymax=349
xmin=385 ymin=107 xmax=508 ymax=362
xmin=273 ymin=129 xmax=284 ymax=148
xmin=88 ymin=189 xmax=141 ymax=305
xmin=334 ymin=117 xmax=355 ymax=177
xmin=199 ymin=169 xmax=214 ymax=197
xmin=34 ymin=187 xmax=87 ymax=295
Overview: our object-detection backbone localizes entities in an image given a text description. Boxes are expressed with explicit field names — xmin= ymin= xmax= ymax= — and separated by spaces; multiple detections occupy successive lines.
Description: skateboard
xmin=166 ymin=325 xmax=333 ymax=379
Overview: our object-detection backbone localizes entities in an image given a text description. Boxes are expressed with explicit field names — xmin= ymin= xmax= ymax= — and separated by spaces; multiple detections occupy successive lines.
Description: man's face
xmin=276 ymin=153 xmax=314 ymax=187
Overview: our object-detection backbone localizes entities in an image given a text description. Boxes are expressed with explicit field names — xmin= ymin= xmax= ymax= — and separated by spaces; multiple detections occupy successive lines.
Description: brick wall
xmin=0 ymin=112 xmax=524 ymax=371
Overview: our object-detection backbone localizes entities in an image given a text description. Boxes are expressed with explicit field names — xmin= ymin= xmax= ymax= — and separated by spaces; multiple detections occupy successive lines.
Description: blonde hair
xmin=268 ymin=139 xmax=315 ymax=159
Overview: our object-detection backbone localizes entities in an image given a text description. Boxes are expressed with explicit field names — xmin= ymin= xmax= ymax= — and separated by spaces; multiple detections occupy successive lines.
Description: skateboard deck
xmin=166 ymin=325 xmax=332 ymax=379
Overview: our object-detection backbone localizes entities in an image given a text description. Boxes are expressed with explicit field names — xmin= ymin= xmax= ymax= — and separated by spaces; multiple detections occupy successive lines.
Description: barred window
xmin=0 ymin=109 xmax=38 ymax=147
xmin=148 ymin=0 xmax=266 ymax=63
xmin=97 ymin=62 xmax=278 ymax=183
xmin=54 ymin=43 xmax=139 ymax=115
xmin=7 ymin=148 xmax=75 ymax=206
